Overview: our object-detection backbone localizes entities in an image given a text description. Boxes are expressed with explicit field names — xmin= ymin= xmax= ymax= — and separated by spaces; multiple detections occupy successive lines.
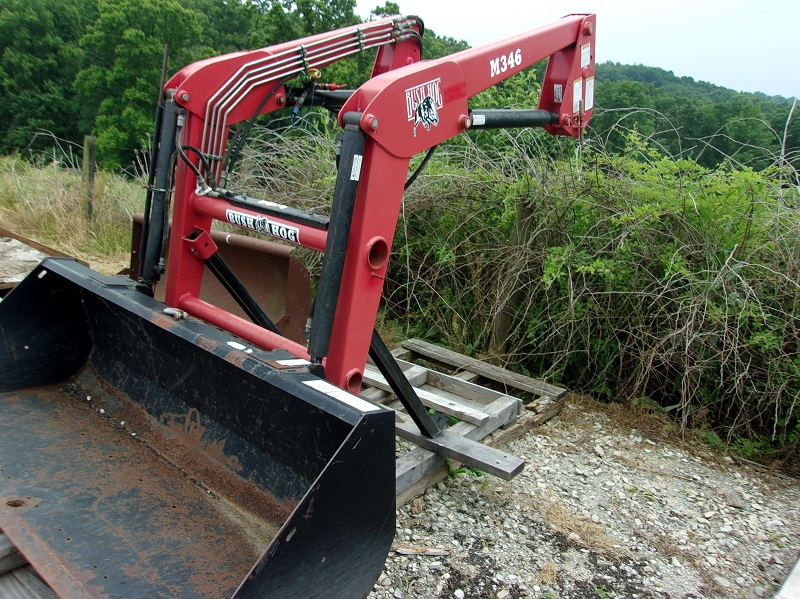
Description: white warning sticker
xmin=581 ymin=43 xmax=592 ymax=69
xmin=585 ymin=77 xmax=595 ymax=111
xmin=554 ymin=84 xmax=563 ymax=103
xmin=276 ymin=359 xmax=312 ymax=367
xmin=303 ymin=379 xmax=382 ymax=412
xmin=350 ymin=154 xmax=363 ymax=181
xmin=226 ymin=340 xmax=254 ymax=354
xmin=573 ymin=79 xmax=583 ymax=114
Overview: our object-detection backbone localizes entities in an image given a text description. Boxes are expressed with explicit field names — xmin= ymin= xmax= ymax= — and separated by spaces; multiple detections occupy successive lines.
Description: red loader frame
xmin=139 ymin=13 xmax=596 ymax=394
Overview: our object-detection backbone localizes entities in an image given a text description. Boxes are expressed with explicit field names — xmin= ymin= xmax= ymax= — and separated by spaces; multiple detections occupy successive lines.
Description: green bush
xmin=385 ymin=129 xmax=799 ymax=464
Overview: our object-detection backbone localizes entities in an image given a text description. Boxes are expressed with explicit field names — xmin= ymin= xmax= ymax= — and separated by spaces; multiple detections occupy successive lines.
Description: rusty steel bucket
xmin=0 ymin=258 xmax=395 ymax=598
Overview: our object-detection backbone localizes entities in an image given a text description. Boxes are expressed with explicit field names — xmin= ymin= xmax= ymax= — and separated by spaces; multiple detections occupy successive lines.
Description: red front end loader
xmin=0 ymin=13 xmax=595 ymax=597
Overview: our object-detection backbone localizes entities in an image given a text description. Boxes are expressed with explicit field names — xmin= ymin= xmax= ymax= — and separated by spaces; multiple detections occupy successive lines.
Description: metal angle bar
xmin=204 ymin=250 xmax=281 ymax=335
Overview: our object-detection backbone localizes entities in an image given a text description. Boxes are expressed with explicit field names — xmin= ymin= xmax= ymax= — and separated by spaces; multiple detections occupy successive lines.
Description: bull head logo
xmin=413 ymin=96 xmax=439 ymax=137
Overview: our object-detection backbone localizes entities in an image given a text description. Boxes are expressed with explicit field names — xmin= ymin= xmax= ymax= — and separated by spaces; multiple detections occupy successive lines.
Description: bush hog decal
xmin=225 ymin=208 xmax=300 ymax=244
xmin=406 ymin=78 xmax=443 ymax=136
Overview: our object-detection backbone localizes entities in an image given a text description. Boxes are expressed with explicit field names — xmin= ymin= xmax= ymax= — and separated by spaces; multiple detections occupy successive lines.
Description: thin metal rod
xmin=204 ymin=251 xmax=281 ymax=335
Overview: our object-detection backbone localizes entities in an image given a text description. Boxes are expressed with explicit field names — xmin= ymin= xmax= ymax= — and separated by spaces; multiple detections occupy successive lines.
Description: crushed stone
xmin=369 ymin=402 xmax=799 ymax=598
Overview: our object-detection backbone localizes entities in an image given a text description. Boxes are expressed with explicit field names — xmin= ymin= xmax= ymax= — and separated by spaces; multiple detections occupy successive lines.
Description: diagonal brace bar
xmin=368 ymin=329 xmax=446 ymax=437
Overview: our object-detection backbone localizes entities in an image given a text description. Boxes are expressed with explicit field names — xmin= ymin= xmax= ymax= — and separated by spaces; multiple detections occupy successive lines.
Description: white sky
xmin=355 ymin=0 xmax=799 ymax=99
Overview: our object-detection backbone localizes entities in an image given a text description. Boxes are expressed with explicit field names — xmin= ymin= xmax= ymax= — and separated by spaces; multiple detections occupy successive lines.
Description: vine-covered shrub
xmin=388 ymin=130 xmax=799 ymax=463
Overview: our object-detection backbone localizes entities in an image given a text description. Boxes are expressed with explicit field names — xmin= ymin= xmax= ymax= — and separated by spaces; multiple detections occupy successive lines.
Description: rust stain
xmin=223 ymin=350 xmax=246 ymax=367
xmin=149 ymin=311 xmax=185 ymax=331
xmin=196 ymin=337 xmax=219 ymax=352
xmin=1 ymin=365 xmax=309 ymax=597
xmin=77 ymin=366 xmax=294 ymax=531
xmin=161 ymin=406 xmax=244 ymax=473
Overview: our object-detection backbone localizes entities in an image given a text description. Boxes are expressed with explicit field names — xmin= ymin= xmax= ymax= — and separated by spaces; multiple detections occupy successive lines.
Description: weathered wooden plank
xmin=363 ymin=366 xmax=489 ymax=425
xmin=365 ymin=345 xmax=556 ymax=501
xmin=394 ymin=416 xmax=524 ymax=481
xmin=395 ymin=395 xmax=520 ymax=500
xmin=417 ymin=383 xmax=494 ymax=420
xmin=389 ymin=362 xmax=430 ymax=386
xmin=4 ymin=567 xmax=58 ymax=598
xmin=390 ymin=348 xmax=413 ymax=361
xmin=0 ymin=533 xmax=27 ymax=575
xmin=402 ymin=339 xmax=566 ymax=400
xmin=422 ymin=367 xmax=510 ymax=405
xmin=368 ymin=359 xmax=523 ymax=416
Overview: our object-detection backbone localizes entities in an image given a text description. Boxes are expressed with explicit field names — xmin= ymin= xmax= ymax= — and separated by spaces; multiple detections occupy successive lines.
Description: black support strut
xmin=369 ymin=329 xmax=446 ymax=438
xmin=139 ymin=99 xmax=180 ymax=288
xmin=469 ymin=109 xmax=559 ymax=129
xmin=203 ymin=250 xmax=281 ymax=335
xmin=307 ymin=120 xmax=367 ymax=364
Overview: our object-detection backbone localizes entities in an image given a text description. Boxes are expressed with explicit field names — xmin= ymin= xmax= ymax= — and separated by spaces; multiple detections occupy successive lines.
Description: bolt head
xmin=180 ymin=92 xmax=190 ymax=102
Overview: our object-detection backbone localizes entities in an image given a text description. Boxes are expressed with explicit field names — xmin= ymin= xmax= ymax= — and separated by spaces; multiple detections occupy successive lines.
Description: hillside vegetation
xmin=0 ymin=0 xmax=798 ymax=467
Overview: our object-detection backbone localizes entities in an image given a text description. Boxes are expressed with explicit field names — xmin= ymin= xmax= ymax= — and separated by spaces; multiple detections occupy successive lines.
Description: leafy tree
xmin=294 ymin=0 xmax=358 ymax=34
xmin=593 ymin=62 xmax=797 ymax=170
xmin=696 ymin=95 xmax=777 ymax=169
xmin=74 ymin=0 xmax=201 ymax=169
xmin=0 ymin=0 xmax=95 ymax=153
xmin=590 ymin=79 xmax=656 ymax=152
xmin=248 ymin=2 xmax=304 ymax=48
xmin=420 ymin=29 xmax=469 ymax=61
xmin=369 ymin=2 xmax=399 ymax=17
xmin=181 ymin=0 xmax=255 ymax=57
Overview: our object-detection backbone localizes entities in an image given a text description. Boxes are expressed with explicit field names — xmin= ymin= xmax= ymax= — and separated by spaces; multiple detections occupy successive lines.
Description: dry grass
xmin=533 ymin=491 xmax=616 ymax=554
xmin=0 ymin=156 xmax=143 ymax=269
xmin=537 ymin=561 xmax=558 ymax=585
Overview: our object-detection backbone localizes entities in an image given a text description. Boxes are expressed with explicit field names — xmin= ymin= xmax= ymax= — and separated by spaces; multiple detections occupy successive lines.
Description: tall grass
xmin=390 ymin=127 xmax=800 ymax=465
xmin=0 ymin=154 xmax=143 ymax=264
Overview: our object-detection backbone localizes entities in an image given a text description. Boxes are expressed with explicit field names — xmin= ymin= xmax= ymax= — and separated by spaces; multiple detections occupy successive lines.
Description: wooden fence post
xmin=82 ymin=135 xmax=96 ymax=221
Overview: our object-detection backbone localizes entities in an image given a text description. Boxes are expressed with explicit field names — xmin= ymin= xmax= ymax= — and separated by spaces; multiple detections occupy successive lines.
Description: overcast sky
xmin=355 ymin=0 xmax=799 ymax=99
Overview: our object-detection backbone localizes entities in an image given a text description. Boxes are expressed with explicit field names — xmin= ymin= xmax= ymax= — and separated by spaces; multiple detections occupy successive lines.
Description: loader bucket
xmin=0 ymin=258 xmax=396 ymax=598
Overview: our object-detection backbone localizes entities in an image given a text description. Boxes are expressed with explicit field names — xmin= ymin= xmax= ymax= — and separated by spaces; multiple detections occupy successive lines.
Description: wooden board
xmin=361 ymin=341 xmax=567 ymax=504
xmin=394 ymin=413 xmax=524 ymax=480
xmin=0 ymin=238 xmax=48 ymax=290
xmin=401 ymin=338 xmax=567 ymax=400
xmin=363 ymin=365 xmax=491 ymax=425
xmin=0 ymin=533 xmax=26 ymax=576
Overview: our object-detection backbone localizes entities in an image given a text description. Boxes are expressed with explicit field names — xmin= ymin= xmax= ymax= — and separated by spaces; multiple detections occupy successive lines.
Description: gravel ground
xmin=369 ymin=399 xmax=799 ymax=599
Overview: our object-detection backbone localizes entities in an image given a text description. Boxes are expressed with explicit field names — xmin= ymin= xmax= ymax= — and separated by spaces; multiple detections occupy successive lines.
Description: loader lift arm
xmin=143 ymin=12 xmax=596 ymax=397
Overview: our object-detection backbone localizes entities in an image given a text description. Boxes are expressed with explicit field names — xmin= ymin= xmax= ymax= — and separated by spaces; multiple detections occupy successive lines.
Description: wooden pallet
xmin=0 ymin=530 xmax=56 ymax=598
xmin=361 ymin=338 xmax=567 ymax=505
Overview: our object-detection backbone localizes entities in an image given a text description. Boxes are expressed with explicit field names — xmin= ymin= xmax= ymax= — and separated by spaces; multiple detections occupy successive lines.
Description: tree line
xmin=590 ymin=63 xmax=799 ymax=170
xmin=0 ymin=0 xmax=466 ymax=168
xmin=2 ymin=0 xmax=797 ymax=171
